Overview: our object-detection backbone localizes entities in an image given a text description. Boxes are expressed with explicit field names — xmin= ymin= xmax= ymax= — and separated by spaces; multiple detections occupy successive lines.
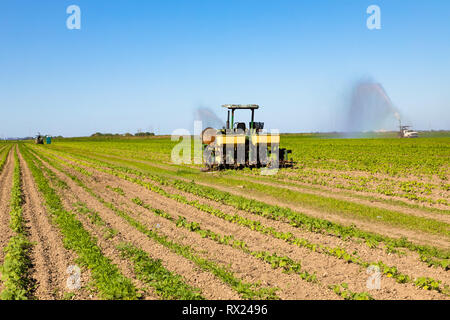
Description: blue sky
xmin=0 ymin=0 xmax=449 ymax=137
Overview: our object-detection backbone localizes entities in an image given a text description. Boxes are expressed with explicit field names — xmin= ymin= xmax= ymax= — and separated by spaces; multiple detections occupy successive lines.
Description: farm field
xmin=0 ymin=135 xmax=448 ymax=300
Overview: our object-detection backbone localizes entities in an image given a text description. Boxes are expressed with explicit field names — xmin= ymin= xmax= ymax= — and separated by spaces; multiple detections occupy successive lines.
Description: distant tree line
xmin=91 ymin=132 xmax=155 ymax=137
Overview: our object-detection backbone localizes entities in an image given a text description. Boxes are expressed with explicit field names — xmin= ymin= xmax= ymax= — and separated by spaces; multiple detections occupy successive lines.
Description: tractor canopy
xmin=222 ymin=104 xmax=259 ymax=110
xmin=222 ymin=104 xmax=260 ymax=131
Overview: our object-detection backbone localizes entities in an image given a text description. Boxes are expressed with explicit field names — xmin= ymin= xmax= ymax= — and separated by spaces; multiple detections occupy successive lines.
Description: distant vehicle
xmin=399 ymin=125 xmax=418 ymax=138
xmin=35 ymin=133 xmax=44 ymax=144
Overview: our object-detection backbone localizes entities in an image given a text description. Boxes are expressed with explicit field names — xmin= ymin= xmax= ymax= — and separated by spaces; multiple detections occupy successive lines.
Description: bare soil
xmin=0 ymin=149 xmax=15 ymax=291
xmin=194 ymin=179 xmax=450 ymax=250
xmin=230 ymin=175 xmax=450 ymax=224
xmin=32 ymin=151 xmax=242 ymax=300
xmin=34 ymin=147 xmax=449 ymax=300
xmin=280 ymin=169 xmax=449 ymax=211
xmin=18 ymin=149 xmax=93 ymax=300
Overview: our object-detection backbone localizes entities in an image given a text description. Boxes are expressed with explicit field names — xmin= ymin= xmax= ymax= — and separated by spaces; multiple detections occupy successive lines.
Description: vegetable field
xmin=0 ymin=135 xmax=448 ymax=300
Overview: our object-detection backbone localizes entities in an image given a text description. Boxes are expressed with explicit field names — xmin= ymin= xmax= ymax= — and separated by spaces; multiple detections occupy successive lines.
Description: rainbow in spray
xmin=346 ymin=80 xmax=401 ymax=132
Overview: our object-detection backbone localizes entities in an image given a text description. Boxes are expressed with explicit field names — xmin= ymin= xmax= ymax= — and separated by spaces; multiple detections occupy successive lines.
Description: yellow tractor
xmin=201 ymin=104 xmax=293 ymax=171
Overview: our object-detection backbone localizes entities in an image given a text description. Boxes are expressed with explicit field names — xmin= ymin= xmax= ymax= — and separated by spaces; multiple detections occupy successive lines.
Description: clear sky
xmin=1 ymin=0 xmax=449 ymax=138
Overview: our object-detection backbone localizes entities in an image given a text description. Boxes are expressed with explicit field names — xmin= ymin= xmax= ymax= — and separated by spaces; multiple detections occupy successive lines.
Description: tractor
xmin=399 ymin=120 xmax=418 ymax=138
xmin=201 ymin=104 xmax=294 ymax=172
xmin=35 ymin=134 xmax=45 ymax=145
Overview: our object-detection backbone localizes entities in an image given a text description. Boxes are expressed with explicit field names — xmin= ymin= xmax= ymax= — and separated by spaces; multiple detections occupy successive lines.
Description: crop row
xmin=229 ymin=168 xmax=450 ymax=217
xmin=0 ymin=145 xmax=12 ymax=174
xmin=281 ymin=137 xmax=449 ymax=180
xmin=0 ymin=145 xmax=8 ymax=156
xmin=27 ymin=145 xmax=280 ymax=300
xmin=52 ymin=136 xmax=449 ymax=179
xmin=29 ymin=146 xmax=208 ymax=300
xmin=132 ymin=195 xmax=375 ymax=300
xmin=30 ymin=146 xmax=450 ymax=295
xmin=42 ymin=145 xmax=450 ymax=239
xmin=50 ymin=142 xmax=450 ymax=219
xmin=31 ymin=145 xmax=450 ymax=273
xmin=34 ymin=146 xmax=378 ymax=299
xmin=186 ymin=171 xmax=449 ymax=237
xmin=48 ymin=143 xmax=450 ymax=221
xmin=20 ymin=145 xmax=140 ymax=299
xmin=75 ymin=140 xmax=450 ymax=206
xmin=35 ymin=145 xmax=450 ymax=269
xmin=0 ymin=148 xmax=34 ymax=300
xmin=88 ymin=158 xmax=450 ymax=295
xmin=248 ymin=168 xmax=449 ymax=206
xmin=70 ymin=201 xmax=205 ymax=300
xmin=132 ymin=187 xmax=449 ymax=295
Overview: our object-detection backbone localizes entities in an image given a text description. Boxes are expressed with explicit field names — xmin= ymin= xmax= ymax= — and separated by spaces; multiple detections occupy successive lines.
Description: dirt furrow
xmin=31 ymin=148 xmax=342 ymax=299
xmin=34 ymin=147 xmax=450 ymax=292
xmin=100 ymin=185 xmax=338 ymax=300
xmin=282 ymin=168 xmax=449 ymax=207
xmin=53 ymin=147 xmax=449 ymax=213
xmin=158 ymin=182 xmax=450 ymax=287
xmin=104 ymin=151 xmax=450 ymax=211
xmin=36 ymin=147 xmax=450 ymax=279
xmin=192 ymin=180 xmax=450 ymax=249
xmin=90 ymin=166 xmax=448 ymax=299
xmin=35 ymin=148 xmax=450 ymax=300
xmin=45 ymin=175 xmax=159 ymax=300
xmin=231 ymin=175 xmax=450 ymax=224
xmin=40 ymin=147 xmax=450 ymax=248
xmin=0 ymin=148 xmax=14 ymax=290
xmin=31 ymin=150 xmax=241 ymax=300
xmin=18 ymin=149 xmax=93 ymax=300
xmin=39 ymin=150 xmax=342 ymax=299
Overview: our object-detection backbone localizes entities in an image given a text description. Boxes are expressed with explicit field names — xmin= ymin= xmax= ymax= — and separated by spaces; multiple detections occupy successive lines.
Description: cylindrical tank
xmin=202 ymin=127 xmax=217 ymax=145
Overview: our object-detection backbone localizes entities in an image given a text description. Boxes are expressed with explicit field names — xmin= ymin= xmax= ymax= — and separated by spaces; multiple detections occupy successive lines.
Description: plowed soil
xmin=26 ymin=146 xmax=450 ymax=300
xmin=1 ymin=143 xmax=448 ymax=300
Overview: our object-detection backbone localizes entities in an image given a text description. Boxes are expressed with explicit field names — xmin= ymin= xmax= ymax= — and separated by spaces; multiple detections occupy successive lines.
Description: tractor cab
xmin=222 ymin=104 xmax=264 ymax=134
